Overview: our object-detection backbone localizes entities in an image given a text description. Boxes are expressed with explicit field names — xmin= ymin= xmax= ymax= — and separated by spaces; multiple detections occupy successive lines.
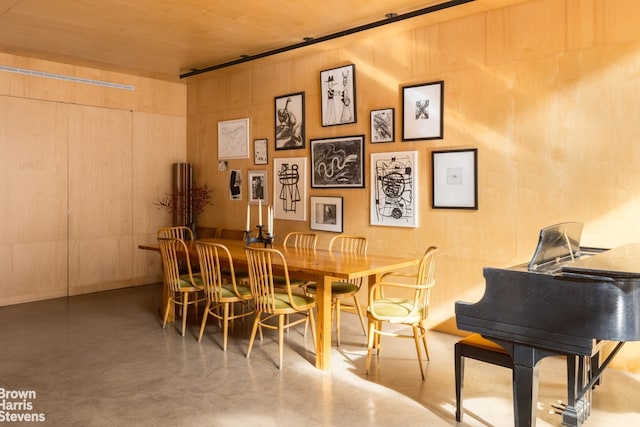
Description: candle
xmin=246 ymin=203 xmax=250 ymax=231
xmin=258 ymin=199 xmax=262 ymax=226
xmin=269 ymin=206 xmax=274 ymax=236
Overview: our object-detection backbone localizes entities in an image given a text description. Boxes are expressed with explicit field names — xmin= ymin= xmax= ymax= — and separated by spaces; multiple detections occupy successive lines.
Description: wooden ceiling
xmin=0 ymin=0 xmax=527 ymax=81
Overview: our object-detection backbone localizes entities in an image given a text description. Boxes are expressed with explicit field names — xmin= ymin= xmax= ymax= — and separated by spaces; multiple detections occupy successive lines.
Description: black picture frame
xmin=370 ymin=108 xmax=395 ymax=143
xmin=402 ymin=81 xmax=444 ymax=141
xmin=320 ymin=64 xmax=357 ymax=127
xmin=432 ymin=148 xmax=478 ymax=209
xmin=310 ymin=135 xmax=365 ymax=188
xmin=274 ymin=92 xmax=305 ymax=150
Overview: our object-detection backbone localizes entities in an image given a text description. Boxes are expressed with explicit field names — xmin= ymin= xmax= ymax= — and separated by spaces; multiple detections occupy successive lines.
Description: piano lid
xmin=527 ymin=221 xmax=583 ymax=271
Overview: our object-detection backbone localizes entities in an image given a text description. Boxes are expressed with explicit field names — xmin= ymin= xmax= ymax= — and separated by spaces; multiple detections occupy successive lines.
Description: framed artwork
xmin=370 ymin=151 xmax=418 ymax=227
xmin=253 ymin=139 xmax=268 ymax=165
xmin=229 ymin=169 xmax=242 ymax=200
xmin=402 ymin=81 xmax=444 ymax=141
xmin=275 ymin=92 xmax=305 ymax=150
xmin=218 ymin=118 xmax=250 ymax=159
xmin=432 ymin=148 xmax=478 ymax=209
xmin=320 ymin=64 xmax=356 ymax=126
xmin=248 ymin=170 xmax=268 ymax=204
xmin=310 ymin=135 xmax=365 ymax=188
xmin=273 ymin=157 xmax=307 ymax=221
xmin=370 ymin=108 xmax=395 ymax=143
xmin=310 ymin=196 xmax=343 ymax=233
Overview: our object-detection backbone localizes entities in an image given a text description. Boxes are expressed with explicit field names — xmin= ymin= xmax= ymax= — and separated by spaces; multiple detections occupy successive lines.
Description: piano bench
xmin=455 ymin=333 xmax=513 ymax=422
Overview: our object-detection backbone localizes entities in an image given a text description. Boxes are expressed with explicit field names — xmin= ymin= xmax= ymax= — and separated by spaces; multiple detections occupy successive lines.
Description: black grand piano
xmin=455 ymin=222 xmax=640 ymax=427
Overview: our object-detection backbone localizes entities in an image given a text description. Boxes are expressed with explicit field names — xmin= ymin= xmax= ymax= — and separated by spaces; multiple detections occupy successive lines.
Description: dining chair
xmin=365 ymin=246 xmax=438 ymax=380
xmin=158 ymin=236 xmax=205 ymax=337
xmin=244 ymin=246 xmax=316 ymax=369
xmin=305 ymin=235 xmax=368 ymax=346
xmin=280 ymin=231 xmax=318 ymax=290
xmin=195 ymin=241 xmax=254 ymax=351
xmin=196 ymin=226 xmax=218 ymax=239
xmin=282 ymin=231 xmax=317 ymax=250
xmin=157 ymin=225 xmax=194 ymax=241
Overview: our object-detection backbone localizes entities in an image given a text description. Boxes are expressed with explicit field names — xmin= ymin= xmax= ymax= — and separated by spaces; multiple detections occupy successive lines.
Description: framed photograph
xmin=253 ymin=139 xmax=268 ymax=165
xmin=370 ymin=108 xmax=395 ymax=143
xmin=370 ymin=151 xmax=418 ymax=227
xmin=310 ymin=196 xmax=343 ymax=233
xmin=310 ymin=135 xmax=365 ymax=188
xmin=275 ymin=92 xmax=305 ymax=150
xmin=218 ymin=118 xmax=250 ymax=159
xmin=432 ymin=148 xmax=478 ymax=209
xmin=320 ymin=64 xmax=356 ymax=126
xmin=402 ymin=81 xmax=444 ymax=141
xmin=248 ymin=170 xmax=268 ymax=204
xmin=229 ymin=169 xmax=242 ymax=200
xmin=273 ymin=157 xmax=307 ymax=221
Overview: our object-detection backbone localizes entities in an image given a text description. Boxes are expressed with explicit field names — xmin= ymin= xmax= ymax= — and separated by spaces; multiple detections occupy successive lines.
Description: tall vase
xmin=172 ymin=162 xmax=193 ymax=227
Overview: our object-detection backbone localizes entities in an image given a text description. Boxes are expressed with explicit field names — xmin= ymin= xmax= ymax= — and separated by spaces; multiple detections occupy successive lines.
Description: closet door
xmin=0 ymin=97 xmax=69 ymax=305
xmin=68 ymin=105 xmax=133 ymax=295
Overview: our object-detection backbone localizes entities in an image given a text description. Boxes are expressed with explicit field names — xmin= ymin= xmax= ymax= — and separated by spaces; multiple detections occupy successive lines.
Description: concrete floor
xmin=1 ymin=283 xmax=638 ymax=426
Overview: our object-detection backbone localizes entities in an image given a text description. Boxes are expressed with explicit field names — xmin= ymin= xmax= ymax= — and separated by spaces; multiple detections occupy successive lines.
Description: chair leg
xmin=246 ymin=315 xmax=261 ymax=358
xmin=308 ymin=308 xmax=317 ymax=350
xmin=197 ymin=301 xmax=211 ymax=342
xmin=353 ymin=295 xmax=367 ymax=336
xmin=278 ymin=314 xmax=285 ymax=370
xmin=162 ymin=296 xmax=173 ymax=329
xmin=366 ymin=318 xmax=376 ymax=375
xmin=181 ymin=292 xmax=189 ymax=336
xmin=420 ymin=321 xmax=430 ymax=361
xmin=412 ymin=325 xmax=425 ymax=381
xmin=222 ymin=302 xmax=230 ymax=352
xmin=335 ymin=299 xmax=342 ymax=346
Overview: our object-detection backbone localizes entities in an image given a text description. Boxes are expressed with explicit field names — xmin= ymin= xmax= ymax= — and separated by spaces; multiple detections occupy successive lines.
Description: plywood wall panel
xmin=0 ymin=96 xmax=69 ymax=304
xmin=67 ymin=105 xmax=134 ymax=294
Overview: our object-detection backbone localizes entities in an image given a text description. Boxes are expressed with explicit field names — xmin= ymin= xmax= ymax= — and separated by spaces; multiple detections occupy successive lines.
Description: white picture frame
xmin=218 ymin=118 xmax=250 ymax=159
xmin=248 ymin=170 xmax=268 ymax=204
xmin=273 ymin=157 xmax=307 ymax=221
xmin=370 ymin=150 xmax=418 ymax=227
xmin=310 ymin=196 xmax=343 ymax=233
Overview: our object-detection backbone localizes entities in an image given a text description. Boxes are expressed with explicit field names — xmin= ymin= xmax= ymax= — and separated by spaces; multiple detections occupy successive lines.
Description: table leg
xmin=315 ymin=275 xmax=332 ymax=370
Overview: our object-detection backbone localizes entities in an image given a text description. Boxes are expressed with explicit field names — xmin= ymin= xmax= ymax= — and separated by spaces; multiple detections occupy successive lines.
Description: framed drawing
xmin=320 ymin=64 xmax=356 ymax=126
xmin=275 ymin=92 xmax=305 ymax=150
xmin=253 ymin=139 xmax=268 ymax=165
xmin=310 ymin=135 xmax=365 ymax=188
xmin=248 ymin=170 xmax=267 ymax=204
xmin=432 ymin=148 xmax=478 ymax=209
xmin=310 ymin=196 xmax=343 ymax=233
xmin=402 ymin=81 xmax=444 ymax=141
xmin=370 ymin=108 xmax=394 ymax=143
xmin=229 ymin=169 xmax=242 ymax=200
xmin=370 ymin=151 xmax=418 ymax=227
xmin=218 ymin=118 xmax=250 ymax=159
xmin=273 ymin=157 xmax=307 ymax=221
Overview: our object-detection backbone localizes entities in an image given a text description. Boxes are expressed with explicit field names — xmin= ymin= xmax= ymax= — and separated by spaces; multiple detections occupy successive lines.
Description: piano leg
xmin=509 ymin=343 xmax=555 ymax=427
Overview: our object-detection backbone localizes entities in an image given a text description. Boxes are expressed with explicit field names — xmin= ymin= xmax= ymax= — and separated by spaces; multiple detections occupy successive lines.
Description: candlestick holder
xmin=245 ymin=225 xmax=274 ymax=247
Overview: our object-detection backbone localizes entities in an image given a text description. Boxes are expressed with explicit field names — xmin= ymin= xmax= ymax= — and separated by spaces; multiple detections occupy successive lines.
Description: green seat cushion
xmin=257 ymin=293 xmax=315 ymax=310
xmin=178 ymin=274 xmax=203 ymax=288
xmin=368 ymin=298 xmax=424 ymax=322
xmin=220 ymin=283 xmax=252 ymax=298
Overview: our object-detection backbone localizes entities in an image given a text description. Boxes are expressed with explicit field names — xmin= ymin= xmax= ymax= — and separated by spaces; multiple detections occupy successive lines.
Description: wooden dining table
xmin=139 ymin=237 xmax=421 ymax=371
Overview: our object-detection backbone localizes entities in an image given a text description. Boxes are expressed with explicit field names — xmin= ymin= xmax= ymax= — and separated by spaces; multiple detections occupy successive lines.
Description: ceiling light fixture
xmin=181 ymin=0 xmax=475 ymax=78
